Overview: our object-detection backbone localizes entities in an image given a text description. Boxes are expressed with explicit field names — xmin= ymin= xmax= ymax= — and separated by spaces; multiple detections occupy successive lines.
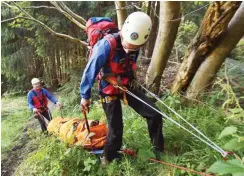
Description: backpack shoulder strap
xmin=104 ymin=33 xmax=120 ymax=60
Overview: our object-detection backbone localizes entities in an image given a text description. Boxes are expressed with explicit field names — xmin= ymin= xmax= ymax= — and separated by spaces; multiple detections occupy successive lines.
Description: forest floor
xmin=1 ymin=119 xmax=39 ymax=176
xmin=137 ymin=57 xmax=181 ymax=93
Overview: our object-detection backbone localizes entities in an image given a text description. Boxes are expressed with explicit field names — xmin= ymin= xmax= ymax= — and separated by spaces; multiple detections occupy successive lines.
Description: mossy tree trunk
xmin=186 ymin=3 xmax=244 ymax=98
xmin=115 ymin=1 xmax=128 ymax=30
xmin=171 ymin=1 xmax=241 ymax=94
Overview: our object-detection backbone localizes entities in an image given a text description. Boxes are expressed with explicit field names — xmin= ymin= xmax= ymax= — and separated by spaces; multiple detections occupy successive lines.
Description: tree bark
xmin=171 ymin=2 xmax=241 ymax=94
xmin=186 ymin=3 xmax=244 ymax=98
xmin=141 ymin=1 xmax=152 ymax=56
xmin=115 ymin=1 xmax=128 ymax=30
xmin=146 ymin=1 xmax=181 ymax=94
xmin=55 ymin=47 xmax=61 ymax=82
xmin=147 ymin=1 xmax=151 ymax=15
xmin=144 ymin=1 xmax=160 ymax=58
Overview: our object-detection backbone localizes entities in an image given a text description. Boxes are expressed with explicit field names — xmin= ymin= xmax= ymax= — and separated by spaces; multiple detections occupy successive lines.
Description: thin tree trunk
xmin=56 ymin=47 xmax=61 ymax=82
xmin=146 ymin=1 xmax=181 ymax=94
xmin=186 ymin=3 xmax=244 ymax=98
xmin=171 ymin=2 xmax=241 ymax=94
xmin=144 ymin=1 xmax=160 ymax=58
xmin=50 ymin=49 xmax=58 ymax=88
xmin=115 ymin=1 xmax=128 ymax=30
xmin=141 ymin=1 xmax=152 ymax=56
xmin=147 ymin=1 xmax=151 ymax=15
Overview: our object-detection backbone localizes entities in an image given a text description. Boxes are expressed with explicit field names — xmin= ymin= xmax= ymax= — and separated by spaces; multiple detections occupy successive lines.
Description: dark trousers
xmin=102 ymin=87 xmax=164 ymax=161
xmin=34 ymin=110 xmax=52 ymax=132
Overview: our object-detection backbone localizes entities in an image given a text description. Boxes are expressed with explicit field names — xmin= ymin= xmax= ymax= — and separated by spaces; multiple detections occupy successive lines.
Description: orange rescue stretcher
xmin=47 ymin=117 xmax=108 ymax=149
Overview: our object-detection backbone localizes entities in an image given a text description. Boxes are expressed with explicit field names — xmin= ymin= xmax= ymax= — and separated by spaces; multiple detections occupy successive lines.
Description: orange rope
xmin=148 ymin=158 xmax=213 ymax=176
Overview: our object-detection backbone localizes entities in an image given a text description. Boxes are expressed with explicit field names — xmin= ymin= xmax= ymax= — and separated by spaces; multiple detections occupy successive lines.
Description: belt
xmin=100 ymin=96 xmax=118 ymax=103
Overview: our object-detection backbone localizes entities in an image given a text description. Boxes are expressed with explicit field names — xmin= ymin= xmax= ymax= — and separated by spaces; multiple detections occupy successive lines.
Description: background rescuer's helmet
xmin=121 ymin=12 xmax=152 ymax=46
xmin=31 ymin=78 xmax=40 ymax=85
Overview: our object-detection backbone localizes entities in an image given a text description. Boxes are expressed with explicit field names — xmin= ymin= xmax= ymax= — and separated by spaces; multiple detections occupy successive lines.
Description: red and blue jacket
xmin=80 ymin=34 xmax=139 ymax=99
xmin=27 ymin=88 xmax=57 ymax=111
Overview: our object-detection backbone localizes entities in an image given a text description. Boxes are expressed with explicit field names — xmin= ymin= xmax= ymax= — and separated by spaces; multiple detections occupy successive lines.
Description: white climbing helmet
xmin=121 ymin=12 xmax=152 ymax=45
xmin=31 ymin=78 xmax=40 ymax=85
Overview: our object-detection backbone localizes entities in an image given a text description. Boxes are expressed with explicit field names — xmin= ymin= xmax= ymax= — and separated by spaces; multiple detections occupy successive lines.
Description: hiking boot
xmin=100 ymin=156 xmax=109 ymax=167
xmin=114 ymin=153 xmax=122 ymax=162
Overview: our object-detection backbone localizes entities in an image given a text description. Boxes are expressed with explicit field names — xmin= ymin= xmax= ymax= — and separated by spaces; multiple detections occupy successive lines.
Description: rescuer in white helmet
xmin=80 ymin=12 xmax=164 ymax=165
xmin=27 ymin=78 xmax=62 ymax=132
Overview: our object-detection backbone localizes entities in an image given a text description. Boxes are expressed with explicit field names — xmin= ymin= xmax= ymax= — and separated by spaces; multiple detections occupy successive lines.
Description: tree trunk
xmin=147 ymin=1 xmax=151 ymax=15
xmin=141 ymin=1 xmax=152 ymax=56
xmin=144 ymin=1 xmax=160 ymax=58
xmin=171 ymin=2 xmax=241 ymax=94
xmin=115 ymin=1 xmax=128 ymax=30
xmin=146 ymin=1 xmax=181 ymax=94
xmin=56 ymin=47 xmax=61 ymax=82
xmin=186 ymin=3 xmax=244 ymax=98
xmin=50 ymin=50 xmax=58 ymax=88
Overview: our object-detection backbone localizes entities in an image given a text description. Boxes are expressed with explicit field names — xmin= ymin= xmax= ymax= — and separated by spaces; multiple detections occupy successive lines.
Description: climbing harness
xmin=103 ymin=77 xmax=128 ymax=105
xmin=100 ymin=96 xmax=118 ymax=103
xmin=112 ymin=82 xmax=229 ymax=158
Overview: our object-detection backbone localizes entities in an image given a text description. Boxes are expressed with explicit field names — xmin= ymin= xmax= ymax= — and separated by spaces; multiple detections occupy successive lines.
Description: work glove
xmin=33 ymin=108 xmax=40 ymax=113
xmin=80 ymin=98 xmax=91 ymax=113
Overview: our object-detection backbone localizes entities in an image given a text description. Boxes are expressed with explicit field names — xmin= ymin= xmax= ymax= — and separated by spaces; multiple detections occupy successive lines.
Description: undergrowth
xmin=1 ymin=96 xmax=31 ymax=156
xmin=15 ymin=91 xmax=243 ymax=175
xmin=11 ymin=69 xmax=244 ymax=175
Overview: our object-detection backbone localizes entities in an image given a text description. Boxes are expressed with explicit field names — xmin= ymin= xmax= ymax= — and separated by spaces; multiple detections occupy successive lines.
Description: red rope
xmin=148 ymin=158 xmax=213 ymax=176
xmin=120 ymin=149 xmax=212 ymax=175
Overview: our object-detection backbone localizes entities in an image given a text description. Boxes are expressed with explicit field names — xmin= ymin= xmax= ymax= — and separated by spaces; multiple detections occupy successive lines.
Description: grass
xmin=14 ymin=92 xmax=239 ymax=176
xmin=1 ymin=96 xmax=31 ymax=156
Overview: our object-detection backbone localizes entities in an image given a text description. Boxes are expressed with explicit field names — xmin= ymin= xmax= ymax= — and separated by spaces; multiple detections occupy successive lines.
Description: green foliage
xmin=207 ymin=70 xmax=244 ymax=175
xmin=138 ymin=149 xmax=155 ymax=161
xmin=15 ymin=91 xmax=243 ymax=176
xmin=218 ymin=126 xmax=237 ymax=139
xmin=58 ymin=70 xmax=81 ymax=109
xmin=230 ymin=40 xmax=244 ymax=61
xmin=181 ymin=1 xmax=209 ymax=26
xmin=224 ymin=138 xmax=244 ymax=151
xmin=172 ymin=20 xmax=198 ymax=61
xmin=217 ymin=124 xmax=244 ymax=151
xmin=208 ymin=159 xmax=244 ymax=176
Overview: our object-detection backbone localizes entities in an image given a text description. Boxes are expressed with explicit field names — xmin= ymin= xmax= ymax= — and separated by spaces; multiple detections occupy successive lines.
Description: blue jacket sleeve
xmin=43 ymin=88 xmax=58 ymax=104
xmin=80 ymin=39 xmax=111 ymax=99
xmin=27 ymin=91 xmax=34 ymax=111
